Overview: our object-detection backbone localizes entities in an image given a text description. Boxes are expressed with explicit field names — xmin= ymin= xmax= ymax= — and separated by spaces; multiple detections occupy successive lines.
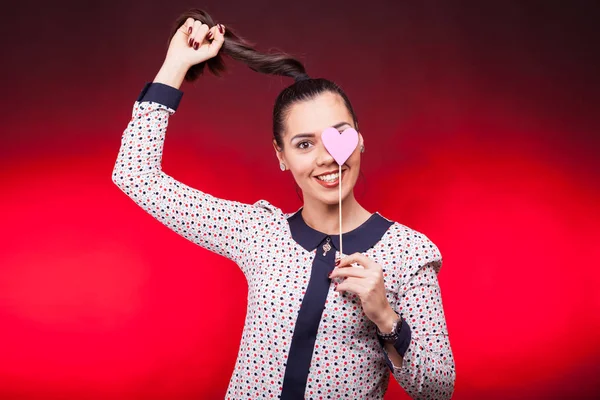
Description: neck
xmin=301 ymin=191 xmax=372 ymax=235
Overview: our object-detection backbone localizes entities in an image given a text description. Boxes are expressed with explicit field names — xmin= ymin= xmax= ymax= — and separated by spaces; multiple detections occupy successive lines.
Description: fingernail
xmin=335 ymin=260 xmax=340 ymax=266
xmin=208 ymin=31 xmax=213 ymax=39
xmin=218 ymin=24 xmax=224 ymax=33
xmin=188 ymin=26 xmax=192 ymax=34
xmin=189 ymin=37 xmax=194 ymax=46
xmin=193 ymin=41 xmax=199 ymax=50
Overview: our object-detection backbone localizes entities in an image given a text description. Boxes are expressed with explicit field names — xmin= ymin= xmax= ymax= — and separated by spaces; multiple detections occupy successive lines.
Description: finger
xmin=329 ymin=266 xmax=367 ymax=279
xmin=337 ymin=252 xmax=373 ymax=269
xmin=179 ymin=17 xmax=195 ymax=36
xmin=188 ymin=19 xmax=200 ymax=47
xmin=203 ymin=25 xmax=218 ymax=42
xmin=336 ymin=279 xmax=365 ymax=295
xmin=207 ymin=23 xmax=226 ymax=55
xmin=190 ymin=20 xmax=209 ymax=50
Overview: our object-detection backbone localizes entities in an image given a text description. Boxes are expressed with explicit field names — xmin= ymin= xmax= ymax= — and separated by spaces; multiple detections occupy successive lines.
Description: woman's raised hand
xmin=165 ymin=18 xmax=226 ymax=69
xmin=154 ymin=18 xmax=225 ymax=89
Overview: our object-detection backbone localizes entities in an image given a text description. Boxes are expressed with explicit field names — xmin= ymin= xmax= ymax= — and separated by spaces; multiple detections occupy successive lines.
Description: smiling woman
xmin=112 ymin=7 xmax=455 ymax=400
xmin=274 ymin=91 xmax=364 ymax=211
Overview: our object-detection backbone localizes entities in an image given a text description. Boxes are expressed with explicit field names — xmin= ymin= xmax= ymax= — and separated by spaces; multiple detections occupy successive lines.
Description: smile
xmin=313 ymin=169 xmax=347 ymax=188
xmin=317 ymin=172 xmax=340 ymax=182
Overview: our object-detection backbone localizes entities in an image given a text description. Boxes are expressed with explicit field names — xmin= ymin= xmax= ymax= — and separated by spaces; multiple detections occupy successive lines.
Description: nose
xmin=315 ymin=143 xmax=335 ymax=167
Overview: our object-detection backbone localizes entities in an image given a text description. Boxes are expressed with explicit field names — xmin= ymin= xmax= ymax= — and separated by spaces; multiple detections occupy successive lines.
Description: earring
xmin=279 ymin=162 xmax=286 ymax=171
xmin=360 ymin=144 xmax=365 ymax=153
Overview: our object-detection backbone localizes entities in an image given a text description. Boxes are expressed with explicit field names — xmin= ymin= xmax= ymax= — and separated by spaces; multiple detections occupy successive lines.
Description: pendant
xmin=322 ymin=237 xmax=332 ymax=256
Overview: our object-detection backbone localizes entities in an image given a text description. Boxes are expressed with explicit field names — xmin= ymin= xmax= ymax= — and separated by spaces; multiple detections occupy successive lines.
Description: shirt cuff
xmin=137 ymin=82 xmax=184 ymax=111
xmin=378 ymin=318 xmax=412 ymax=372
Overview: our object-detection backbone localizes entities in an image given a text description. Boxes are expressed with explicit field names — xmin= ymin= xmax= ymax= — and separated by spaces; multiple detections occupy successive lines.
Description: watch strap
xmin=376 ymin=313 xmax=402 ymax=341
xmin=376 ymin=312 xmax=412 ymax=358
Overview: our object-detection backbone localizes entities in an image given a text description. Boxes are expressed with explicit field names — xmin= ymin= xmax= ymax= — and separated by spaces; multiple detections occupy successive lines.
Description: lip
xmin=313 ymin=168 xmax=347 ymax=188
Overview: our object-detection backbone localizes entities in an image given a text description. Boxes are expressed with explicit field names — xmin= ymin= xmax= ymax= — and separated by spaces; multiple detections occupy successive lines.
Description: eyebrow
xmin=289 ymin=122 xmax=352 ymax=142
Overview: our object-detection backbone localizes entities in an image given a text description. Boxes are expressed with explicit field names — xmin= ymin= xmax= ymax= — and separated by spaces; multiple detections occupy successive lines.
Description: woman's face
xmin=274 ymin=91 xmax=364 ymax=206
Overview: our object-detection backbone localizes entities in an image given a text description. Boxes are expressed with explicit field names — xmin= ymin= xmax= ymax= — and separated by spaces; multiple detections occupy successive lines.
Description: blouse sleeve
xmin=379 ymin=235 xmax=456 ymax=399
xmin=111 ymin=82 xmax=275 ymax=276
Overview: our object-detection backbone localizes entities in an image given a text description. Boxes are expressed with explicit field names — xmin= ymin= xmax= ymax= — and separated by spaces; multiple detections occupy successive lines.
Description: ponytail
xmin=169 ymin=8 xmax=308 ymax=82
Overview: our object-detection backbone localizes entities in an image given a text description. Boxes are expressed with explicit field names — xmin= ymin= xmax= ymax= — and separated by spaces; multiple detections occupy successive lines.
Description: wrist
xmin=375 ymin=307 xmax=400 ymax=334
xmin=153 ymin=58 xmax=190 ymax=90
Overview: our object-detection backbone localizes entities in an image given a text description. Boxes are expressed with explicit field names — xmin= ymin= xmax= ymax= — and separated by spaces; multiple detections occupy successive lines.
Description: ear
xmin=358 ymin=132 xmax=365 ymax=148
xmin=272 ymin=139 xmax=285 ymax=164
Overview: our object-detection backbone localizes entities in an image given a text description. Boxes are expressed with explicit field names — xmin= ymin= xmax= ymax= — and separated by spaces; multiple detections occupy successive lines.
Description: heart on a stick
xmin=321 ymin=127 xmax=359 ymax=165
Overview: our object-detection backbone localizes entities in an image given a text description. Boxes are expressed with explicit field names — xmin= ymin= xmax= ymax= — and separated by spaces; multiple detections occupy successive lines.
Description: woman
xmin=112 ymin=9 xmax=455 ymax=400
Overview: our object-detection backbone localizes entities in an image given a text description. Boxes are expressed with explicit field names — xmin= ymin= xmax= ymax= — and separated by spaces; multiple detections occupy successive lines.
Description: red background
xmin=2 ymin=0 xmax=599 ymax=399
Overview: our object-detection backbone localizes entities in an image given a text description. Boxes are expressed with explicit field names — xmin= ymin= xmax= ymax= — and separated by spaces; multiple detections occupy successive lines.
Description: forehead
xmin=284 ymin=91 xmax=352 ymax=136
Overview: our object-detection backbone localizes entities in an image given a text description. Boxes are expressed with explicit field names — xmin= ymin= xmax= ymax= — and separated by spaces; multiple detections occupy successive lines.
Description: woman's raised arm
xmin=111 ymin=19 xmax=275 ymax=275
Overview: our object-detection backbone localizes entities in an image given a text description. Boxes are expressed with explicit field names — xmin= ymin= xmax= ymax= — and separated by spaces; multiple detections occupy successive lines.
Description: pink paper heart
xmin=321 ymin=127 xmax=359 ymax=165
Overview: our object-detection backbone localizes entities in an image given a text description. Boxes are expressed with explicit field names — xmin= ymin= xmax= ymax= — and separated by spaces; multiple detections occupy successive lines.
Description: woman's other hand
xmin=329 ymin=253 xmax=397 ymax=329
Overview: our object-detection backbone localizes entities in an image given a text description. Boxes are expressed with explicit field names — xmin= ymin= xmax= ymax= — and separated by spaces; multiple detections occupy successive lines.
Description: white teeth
xmin=317 ymin=172 xmax=340 ymax=182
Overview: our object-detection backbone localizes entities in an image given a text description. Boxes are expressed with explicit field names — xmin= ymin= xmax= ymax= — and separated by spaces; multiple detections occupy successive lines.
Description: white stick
xmin=339 ymin=163 xmax=343 ymax=257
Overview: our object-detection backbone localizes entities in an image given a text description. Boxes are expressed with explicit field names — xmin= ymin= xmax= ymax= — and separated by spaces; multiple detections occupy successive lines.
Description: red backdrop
xmin=2 ymin=0 xmax=599 ymax=399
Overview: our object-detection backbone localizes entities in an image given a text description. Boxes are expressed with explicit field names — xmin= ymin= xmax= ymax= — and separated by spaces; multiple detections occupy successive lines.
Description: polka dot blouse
xmin=112 ymin=82 xmax=456 ymax=399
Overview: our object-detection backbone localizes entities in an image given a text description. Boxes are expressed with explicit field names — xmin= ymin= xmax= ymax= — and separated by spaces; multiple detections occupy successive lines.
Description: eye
xmin=297 ymin=141 xmax=313 ymax=150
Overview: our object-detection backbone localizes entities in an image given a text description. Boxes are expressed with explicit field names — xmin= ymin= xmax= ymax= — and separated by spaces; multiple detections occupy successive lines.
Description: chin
xmin=313 ymin=189 xmax=353 ymax=206
xmin=318 ymin=196 xmax=342 ymax=206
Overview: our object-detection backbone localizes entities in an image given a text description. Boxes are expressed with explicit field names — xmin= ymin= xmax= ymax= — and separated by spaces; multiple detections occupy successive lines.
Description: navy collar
xmin=287 ymin=209 xmax=394 ymax=254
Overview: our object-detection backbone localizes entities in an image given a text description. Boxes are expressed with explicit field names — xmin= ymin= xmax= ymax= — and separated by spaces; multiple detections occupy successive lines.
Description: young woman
xmin=112 ymin=9 xmax=455 ymax=400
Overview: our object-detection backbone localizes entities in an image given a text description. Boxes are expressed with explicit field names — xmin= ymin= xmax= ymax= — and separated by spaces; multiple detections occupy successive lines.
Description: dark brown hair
xmin=169 ymin=8 xmax=360 ymax=150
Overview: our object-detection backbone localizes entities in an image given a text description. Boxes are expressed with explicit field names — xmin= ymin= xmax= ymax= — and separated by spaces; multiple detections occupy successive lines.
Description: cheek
xmin=289 ymin=155 xmax=314 ymax=177
xmin=345 ymin=156 xmax=362 ymax=185
xmin=348 ymin=152 xmax=361 ymax=171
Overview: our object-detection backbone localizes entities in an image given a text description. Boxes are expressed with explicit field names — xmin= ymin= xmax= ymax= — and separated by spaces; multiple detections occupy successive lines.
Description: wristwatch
xmin=376 ymin=312 xmax=402 ymax=343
